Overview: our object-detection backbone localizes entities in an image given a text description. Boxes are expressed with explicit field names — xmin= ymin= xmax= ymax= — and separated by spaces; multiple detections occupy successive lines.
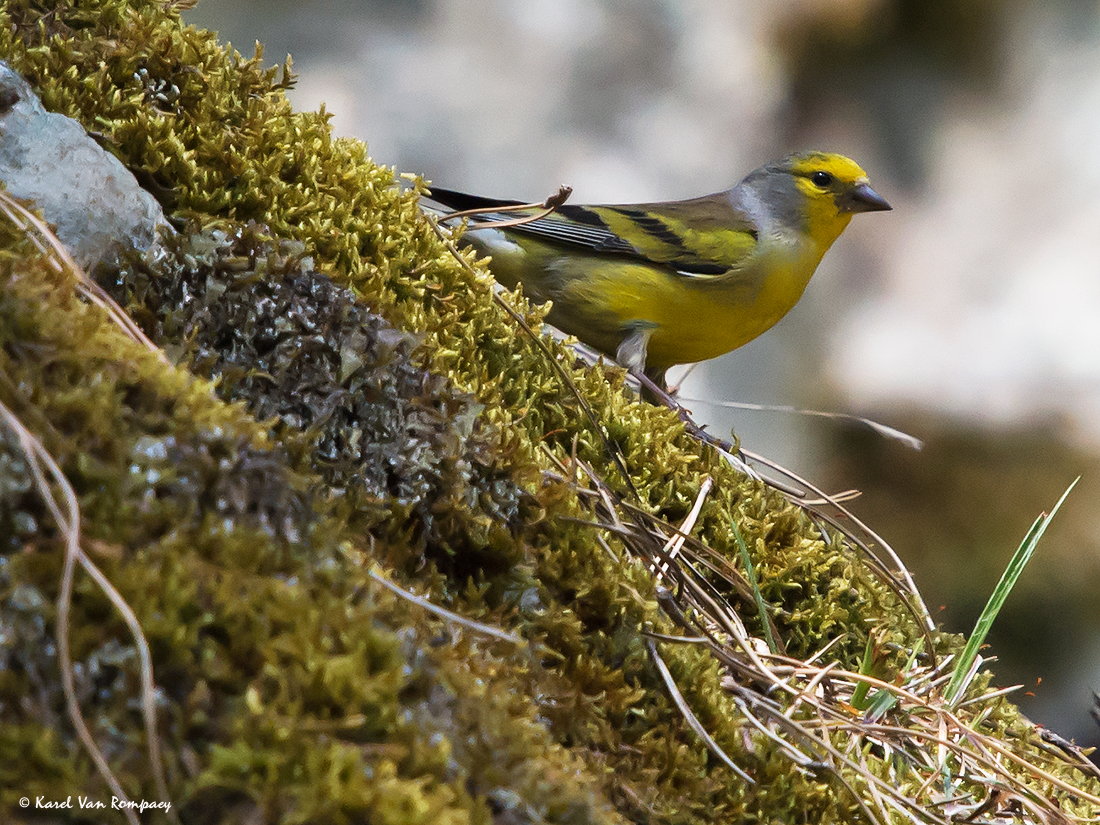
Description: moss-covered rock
xmin=1 ymin=1 xmax=1096 ymax=823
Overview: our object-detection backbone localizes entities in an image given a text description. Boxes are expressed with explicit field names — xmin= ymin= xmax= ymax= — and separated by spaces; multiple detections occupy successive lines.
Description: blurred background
xmin=185 ymin=0 xmax=1100 ymax=750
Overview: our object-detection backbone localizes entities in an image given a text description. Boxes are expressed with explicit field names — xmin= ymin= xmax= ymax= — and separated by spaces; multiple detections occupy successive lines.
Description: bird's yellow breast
xmin=552 ymin=234 xmax=828 ymax=371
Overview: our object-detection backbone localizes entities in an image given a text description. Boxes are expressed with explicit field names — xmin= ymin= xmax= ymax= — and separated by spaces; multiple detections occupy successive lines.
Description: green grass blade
xmin=944 ymin=477 xmax=1079 ymax=707
xmin=851 ymin=634 xmax=876 ymax=710
xmin=732 ymin=518 xmax=778 ymax=654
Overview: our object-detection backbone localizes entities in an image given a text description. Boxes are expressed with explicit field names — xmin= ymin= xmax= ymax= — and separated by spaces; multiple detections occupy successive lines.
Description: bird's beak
xmin=840 ymin=182 xmax=891 ymax=213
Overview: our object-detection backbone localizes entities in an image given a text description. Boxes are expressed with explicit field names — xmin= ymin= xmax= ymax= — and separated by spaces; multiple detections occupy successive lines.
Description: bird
xmin=426 ymin=151 xmax=890 ymax=396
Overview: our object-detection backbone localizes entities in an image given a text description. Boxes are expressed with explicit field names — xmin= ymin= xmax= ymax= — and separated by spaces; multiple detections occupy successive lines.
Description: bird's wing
xmin=426 ymin=187 xmax=759 ymax=277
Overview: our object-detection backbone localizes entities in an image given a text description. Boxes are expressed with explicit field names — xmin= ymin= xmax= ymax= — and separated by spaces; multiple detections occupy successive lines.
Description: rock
xmin=0 ymin=61 xmax=169 ymax=270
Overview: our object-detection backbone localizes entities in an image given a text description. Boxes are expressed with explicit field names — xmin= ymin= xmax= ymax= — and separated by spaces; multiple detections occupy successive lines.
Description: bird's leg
xmin=636 ymin=368 xmax=672 ymax=406
xmin=634 ymin=371 xmax=741 ymax=456
xmin=617 ymin=325 xmax=672 ymax=404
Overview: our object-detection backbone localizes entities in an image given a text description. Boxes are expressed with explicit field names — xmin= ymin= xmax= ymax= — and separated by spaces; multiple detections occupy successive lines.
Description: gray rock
xmin=0 ymin=61 xmax=170 ymax=270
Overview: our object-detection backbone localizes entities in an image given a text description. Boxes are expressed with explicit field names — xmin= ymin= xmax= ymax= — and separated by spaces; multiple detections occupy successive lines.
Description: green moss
xmin=0 ymin=234 xmax=620 ymax=822
xmin=1 ymin=0 xmax=1096 ymax=823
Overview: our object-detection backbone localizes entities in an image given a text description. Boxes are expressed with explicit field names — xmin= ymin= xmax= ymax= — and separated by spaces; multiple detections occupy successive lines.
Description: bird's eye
xmin=811 ymin=171 xmax=834 ymax=188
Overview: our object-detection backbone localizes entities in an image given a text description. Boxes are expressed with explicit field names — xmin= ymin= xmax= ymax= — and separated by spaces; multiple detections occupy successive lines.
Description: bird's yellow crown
xmin=782 ymin=152 xmax=876 ymax=243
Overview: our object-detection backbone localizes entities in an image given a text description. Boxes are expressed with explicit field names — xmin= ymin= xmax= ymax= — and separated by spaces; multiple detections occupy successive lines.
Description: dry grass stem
xmin=0 ymin=401 xmax=173 ymax=824
xmin=0 ymin=190 xmax=168 ymax=364
xmin=366 ymin=566 xmax=525 ymax=646
xmin=432 ymin=184 xmax=573 ymax=229
xmin=647 ymin=639 xmax=754 ymax=784
xmin=653 ymin=475 xmax=712 ymax=582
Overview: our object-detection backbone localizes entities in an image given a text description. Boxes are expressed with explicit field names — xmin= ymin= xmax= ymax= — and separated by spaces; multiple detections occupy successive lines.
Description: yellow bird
xmin=428 ymin=152 xmax=890 ymax=393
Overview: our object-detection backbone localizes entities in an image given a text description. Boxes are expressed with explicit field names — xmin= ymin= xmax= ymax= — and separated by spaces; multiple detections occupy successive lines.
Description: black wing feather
xmin=426 ymin=186 xmax=744 ymax=276
xmin=427 ymin=186 xmax=637 ymax=254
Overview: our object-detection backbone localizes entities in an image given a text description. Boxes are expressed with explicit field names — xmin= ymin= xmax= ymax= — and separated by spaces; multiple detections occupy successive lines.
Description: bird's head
xmin=747 ymin=151 xmax=891 ymax=248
